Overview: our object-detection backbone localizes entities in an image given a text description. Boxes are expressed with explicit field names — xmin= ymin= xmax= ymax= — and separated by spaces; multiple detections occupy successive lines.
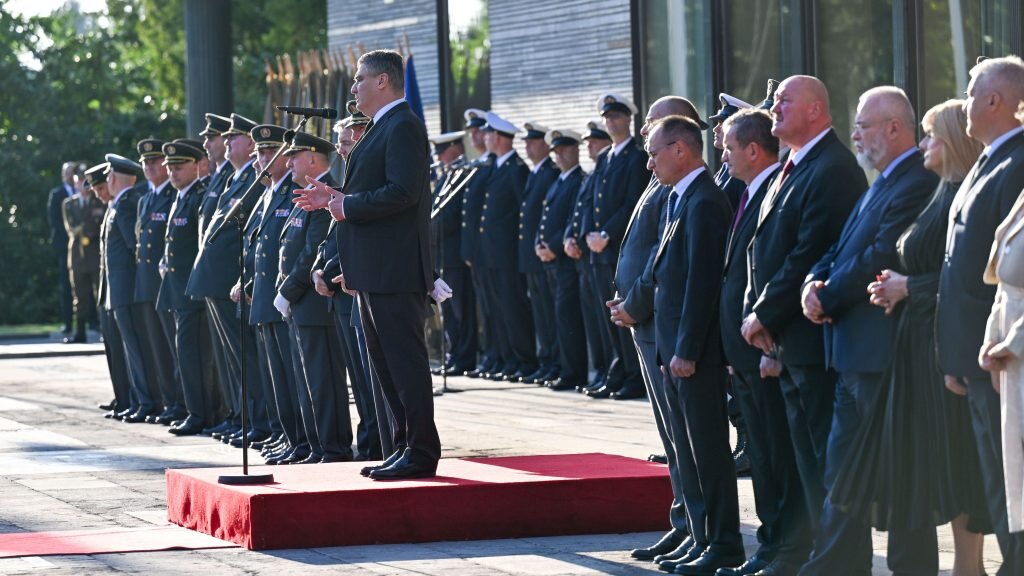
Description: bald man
xmin=742 ymin=75 xmax=866 ymax=576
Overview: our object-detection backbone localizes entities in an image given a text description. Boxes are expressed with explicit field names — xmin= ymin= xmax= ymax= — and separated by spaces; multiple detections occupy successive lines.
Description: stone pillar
xmin=184 ymin=0 xmax=232 ymax=137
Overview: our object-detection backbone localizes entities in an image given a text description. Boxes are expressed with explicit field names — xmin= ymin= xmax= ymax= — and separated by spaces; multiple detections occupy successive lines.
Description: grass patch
xmin=0 ymin=324 xmax=60 ymax=337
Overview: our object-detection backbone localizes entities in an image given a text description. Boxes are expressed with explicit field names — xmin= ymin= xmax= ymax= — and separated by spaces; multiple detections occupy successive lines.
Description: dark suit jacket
xmin=280 ymin=173 xmax=335 ymax=326
xmin=62 ymin=194 xmax=104 ymax=274
xmin=134 ymin=182 xmax=175 ymax=303
xmin=746 ymin=129 xmax=866 ymax=365
xmin=102 ymin=184 xmax=145 ymax=309
xmin=479 ymin=152 xmax=530 ymax=269
xmin=587 ymin=138 xmax=652 ymax=264
xmin=714 ymin=163 xmax=746 ymax=211
xmin=537 ymin=167 xmax=584 ymax=259
xmin=651 ymin=170 xmax=731 ymax=365
xmin=720 ymin=169 xmax=775 ymax=372
xmin=336 ymin=101 xmax=433 ymax=295
xmin=157 ymin=179 xmax=206 ymax=311
xmin=459 ymin=155 xmax=494 ymax=264
xmin=938 ymin=130 xmax=1024 ymax=379
xmin=615 ymin=176 xmax=669 ymax=344
xmin=187 ymin=161 xmax=263 ymax=300
xmin=48 ymin=183 xmax=73 ymax=251
xmin=518 ymin=157 xmax=561 ymax=274
xmin=249 ymin=174 xmax=295 ymax=325
xmin=198 ymin=160 xmax=233 ymax=237
xmin=809 ymin=151 xmax=936 ymax=372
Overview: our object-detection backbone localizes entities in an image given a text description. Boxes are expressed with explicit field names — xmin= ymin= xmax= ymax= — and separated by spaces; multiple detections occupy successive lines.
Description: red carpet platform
xmin=0 ymin=526 xmax=236 ymax=558
xmin=166 ymin=452 xmax=672 ymax=550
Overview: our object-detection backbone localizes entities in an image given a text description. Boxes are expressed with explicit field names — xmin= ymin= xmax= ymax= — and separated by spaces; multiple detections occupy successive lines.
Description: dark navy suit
xmin=519 ymin=157 xmax=561 ymax=376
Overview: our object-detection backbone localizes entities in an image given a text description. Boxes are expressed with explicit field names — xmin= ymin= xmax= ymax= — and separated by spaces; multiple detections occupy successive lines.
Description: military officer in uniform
xmin=48 ymin=162 xmax=79 ymax=335
xmin=62 ymin=170 xmax=104 ymax=344
xmin=187 ymin=113 xmax=264 ymax=439
xmin=536 ymin=129 xmax=587 ymax=391
xmin=518 ymin=121 xmax=561 ymax=384
xmin=134 ymin=138 xmax=184 ymax=425
xmin=478 ymin=112 xmax=537 ymax=381
xmin=709 ymin=93 xmax=753 ymax=210
xmin=102 ymin=154 xmax=159 ymax=422
xmin=277 ymin=131 xmax=351 ymax=464
xmin=156 ymin=141 xmax=212 ymax=436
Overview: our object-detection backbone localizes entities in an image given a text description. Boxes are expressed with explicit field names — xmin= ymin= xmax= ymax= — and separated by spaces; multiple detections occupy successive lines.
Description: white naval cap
xmin=708 ymin=93 xmax=754 ymax=123
xmin=464 ymin=108 xmax=488 ymax=128
xmin=482 ymin=112 xmax=520 ymax=137
xmin=545 ymin=128 xmax=582 ymax=147
xmin=596 ymin=92 xmax=638 ymax=116
xmin=429 ymin=131 xmax=466 ymax=145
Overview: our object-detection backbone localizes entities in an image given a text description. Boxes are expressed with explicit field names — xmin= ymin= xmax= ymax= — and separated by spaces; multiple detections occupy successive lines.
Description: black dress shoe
xmin=368 ymin=454 xmax=437 ymax=480
xmin=115 ymin=408 xmax=135 ymax=421
xmin=585 ymin=385 xmax=616 ymax=399
xmin=520 ymin=368 xmax=545 ymax=384
xmin=430 ymin=366 xmax=445 ymax=376
xmin=360 ymin=448 xmax=406 ymax=477
xmin=545 ymin=378 xmax=578 ymax=391
xmin=168 ymin=417 xmax=205 ymax=436
xmin=631 ymin=531 xmax=685 ymax=561
xmin=734 ymin=449 xmax=751 ymax=477
xmin=673 ymin=550 xmax=746 ymax=575
xmin=610 ymin=385 xmax=646 ymax=400
xmin=63 ymin=334 xmax=86 ymax=344
xmin=648 ymin=453 xmax=668 ymax=464
xmin=464 ymin=368 xmax=484 ymax=379
xmin=230 ymin=431 xmax=271 ymax=448
xmin=103 ymin=410 xmax=118 ymax=419
xmin=98 ymin=400 xmax=116 ymax=411
xmin=751 ymin=558 xmax=800 ymax=576
xmin=656 ymin=538 xmax=700 ymax=566
xmin=124 ymin=409 xmax=158 ymax=423
xmin=293 ymin=453 xmax=323 ymax=465
xmin=202 ymin=420 xmax=232 ymax=436
xmin=320 ymin=453 xmax=354 ymax=463
xmin=715 ymin=555 xmax=771 ymax=576
xmin=154 ymin=410 xmax=186 ymax=426
xmin=276 ymin=449 xmax=311 ymax=465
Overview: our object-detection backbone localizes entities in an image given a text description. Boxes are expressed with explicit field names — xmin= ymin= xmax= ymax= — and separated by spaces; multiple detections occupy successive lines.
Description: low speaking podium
xmin=166 ymin=453 xmax=672 ymax=550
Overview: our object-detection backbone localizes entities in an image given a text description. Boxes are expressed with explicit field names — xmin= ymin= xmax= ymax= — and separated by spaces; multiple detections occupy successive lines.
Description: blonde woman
xmin=980 ymin=103 xmax=1024 ymax=536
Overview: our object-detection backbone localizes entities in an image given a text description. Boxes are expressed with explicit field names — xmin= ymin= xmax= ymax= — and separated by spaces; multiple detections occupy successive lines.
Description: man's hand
xmin=273 ymin=292 xmax=291 ymax=318
xmin=669 ymin=356 xmax=696 ymax=378
xmin=564 ymin=237 xmax=582 ymax=260
xmin=535 ymin=242 xmax=556 ymax=262
xmin=607 ymin=298 xmax=637 ymax=328
xmin=741 ymin=313 xmax=774 ymax=354
xmin=585 ymin=231 xmax=608 ymax=253
xmin=313 ymin=269 xmax=335 ymax=297
xmin=327 ymin=190 xmax=346 ymax=222
xmin=293 ymin=177 xmax=336 ymax=211
xmin=944 ymin=374 xmax=968 ymax=396
xmin=230 ymin=281 xmax=242 ymax=303
xmin=760 ymin=355 xmax=782 ymax=378
xmin=331 ymin=274 xmax=356 ymax=297
xmin=801 ymin=281 xmax=829 ymax=324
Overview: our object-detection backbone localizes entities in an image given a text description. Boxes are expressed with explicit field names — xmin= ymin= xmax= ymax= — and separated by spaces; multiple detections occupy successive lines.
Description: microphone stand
xmin=217 ymin=115 xmax=310 ymax=486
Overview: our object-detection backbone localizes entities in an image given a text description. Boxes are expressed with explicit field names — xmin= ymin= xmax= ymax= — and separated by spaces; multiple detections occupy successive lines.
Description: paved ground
xmin=0 ymin=346 xmax=1005 ymax=575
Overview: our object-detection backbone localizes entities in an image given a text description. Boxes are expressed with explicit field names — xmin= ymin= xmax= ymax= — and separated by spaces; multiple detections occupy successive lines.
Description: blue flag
xmin=404 ymin=55 xmax=426 ymax=127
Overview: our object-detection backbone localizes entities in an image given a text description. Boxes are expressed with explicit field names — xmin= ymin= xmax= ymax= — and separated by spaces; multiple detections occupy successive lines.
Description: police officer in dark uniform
xmin=102 ymin=154 xmax=159 ymax=422
xmin=276 ymin=131 xmax=351 ymax=464
xmin=134 ymin=138 xmax=184 ymax=425
xmin=565 ymin=120 xmax=612 ymax=392
xmin=62 ymin=171 xmax=104 ymax=344
xmin=583 ymin=93 xmax=651 ymax=400
xmin=518 ymin=121 xmax=561 ymax=384
xmin=156 ymin=141 xmax=212 ymax=435
xmin=536 ymin=129 xmax=588 ymax=391
xmin=478 ymin=112 xmax=537 ymax=381
xmin=187 ymin=113 xmax=264 ymax=439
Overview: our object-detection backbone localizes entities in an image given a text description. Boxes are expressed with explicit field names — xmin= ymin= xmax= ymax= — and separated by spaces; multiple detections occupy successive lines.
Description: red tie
xmin=731 ymin=187 xmax=749 ymax=232
xmin=776 ymin=159 xmax=794 ymax=190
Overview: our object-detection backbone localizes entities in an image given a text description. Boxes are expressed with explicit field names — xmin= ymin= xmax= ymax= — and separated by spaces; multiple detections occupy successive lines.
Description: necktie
xmin=776 ymin=159 xmax=794 ymax=190
xmin=858 ymin=174 xmax=886 ymax=215
xmin=666 ymin=188 xmax=679 ymax=229
xmin=731 ymin=187 xmax=750 ymax=232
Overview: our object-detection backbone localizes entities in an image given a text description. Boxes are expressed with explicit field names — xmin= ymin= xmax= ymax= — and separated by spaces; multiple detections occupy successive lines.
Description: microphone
xmin=276 ymin=106 xmax=338 ymax=119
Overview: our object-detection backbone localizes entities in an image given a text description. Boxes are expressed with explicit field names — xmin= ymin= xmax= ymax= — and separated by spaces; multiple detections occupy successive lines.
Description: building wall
xmin=489 ymin=0 xmax=635 ymax=169
xmin=326 ymin=0 xmax=442 ymax=137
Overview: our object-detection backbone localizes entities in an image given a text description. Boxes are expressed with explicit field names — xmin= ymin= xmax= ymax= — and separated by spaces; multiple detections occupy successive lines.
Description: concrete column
xmin=184 ymin=0 xmax=232 ymax=137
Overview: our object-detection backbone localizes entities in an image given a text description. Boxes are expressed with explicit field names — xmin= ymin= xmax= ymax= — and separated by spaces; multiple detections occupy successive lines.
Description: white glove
xmin=273 ymin=292 xmax=292 ymax=318
xmin=430 ymin=278 xmax=453 ymax=304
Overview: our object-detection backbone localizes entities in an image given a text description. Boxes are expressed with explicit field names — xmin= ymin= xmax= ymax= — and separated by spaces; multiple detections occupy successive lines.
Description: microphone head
xmin=323 ymin=108 xmax=339 ymax=119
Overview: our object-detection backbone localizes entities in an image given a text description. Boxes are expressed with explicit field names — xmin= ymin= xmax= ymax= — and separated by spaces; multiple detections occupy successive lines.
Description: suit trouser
xmin=634 ymin=334 xmax=689 ymax=537
xmin=779 ymin=362 xmax=835 ymax=536
xmin=112 ymin=304 xmax=157 ymax=411
xmin=205 ymin=297 xmax=242 ymax=423
xmin=591 ymin=262 xmax=641 ymax=390
xmin=286 ymin=320 xmax=320 ymax=455
xmin=799 ymin=371 xmax=937 ymax=576
xmin=251 ymin=326 xmax=283 ymax=437
xmin=294 ymin=322 xmax=352 ymax=459
xmin=733 ymin=369 xmax=811 ymax=563
xmin=577 ymin=259 xmax=608 ymax=381
xmin=662 ymin=362 xmax=743 ymax=554
xmin=439 ymin=264 xmax=478 ymax=370
xmin=100 ymin=306 xmax=131 ymax=411
xmin=156 ymin=307 xmax=184 ymax=412
xmin=332 ymin=295 xmax=381 ymax=460
xmin=201 ymin=313 xmax=229 ymax=424
xmin=70 ymin=267 xmax=99 ymax=336
xmin=358 ymin=291 xmax=441 ymax=464
xmin=56 ymin=249 xmax=72 ymax=329
xmin=173 ymin=307 xmax=209 ymax=425
xmin=526 ymin=269 xmax=558 ymax=372
xmin=135 ymin=303 xmax=179 ymax=411
xmin=966 ymin=376 xmax=1024 ymax=576
xmin=259 ymin=321 xmax=304 ymax=449
xmin=482 ymin=266 xmax=537 ymax=373
xmin=469 ymin=263 xmax=500 ymax=370
xmin=546 ymin=261 xmax=587 ymax=386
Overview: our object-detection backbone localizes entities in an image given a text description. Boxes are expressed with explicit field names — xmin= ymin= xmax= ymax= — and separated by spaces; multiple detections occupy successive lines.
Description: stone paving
xmin=0 ymin=348 xmax=1005 ymax=575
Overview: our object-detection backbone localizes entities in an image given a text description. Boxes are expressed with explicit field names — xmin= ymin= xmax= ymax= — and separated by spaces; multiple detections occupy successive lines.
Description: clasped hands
xmin=293 ymin=176 xmax=346 ymax=221
xmin=801 ymin=281 xmax=832 ymax=324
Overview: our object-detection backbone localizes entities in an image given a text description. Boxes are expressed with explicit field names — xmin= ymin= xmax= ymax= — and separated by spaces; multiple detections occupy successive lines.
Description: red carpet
xmin=167 ymin=452 xmax=672 ymax=550
xmin=0 ymin=526 xmax=237 ymax=558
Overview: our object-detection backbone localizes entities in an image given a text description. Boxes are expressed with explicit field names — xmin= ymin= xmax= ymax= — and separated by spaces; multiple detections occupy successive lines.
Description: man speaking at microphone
xmin=294 ymin=49 xmax=440 ymax=480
